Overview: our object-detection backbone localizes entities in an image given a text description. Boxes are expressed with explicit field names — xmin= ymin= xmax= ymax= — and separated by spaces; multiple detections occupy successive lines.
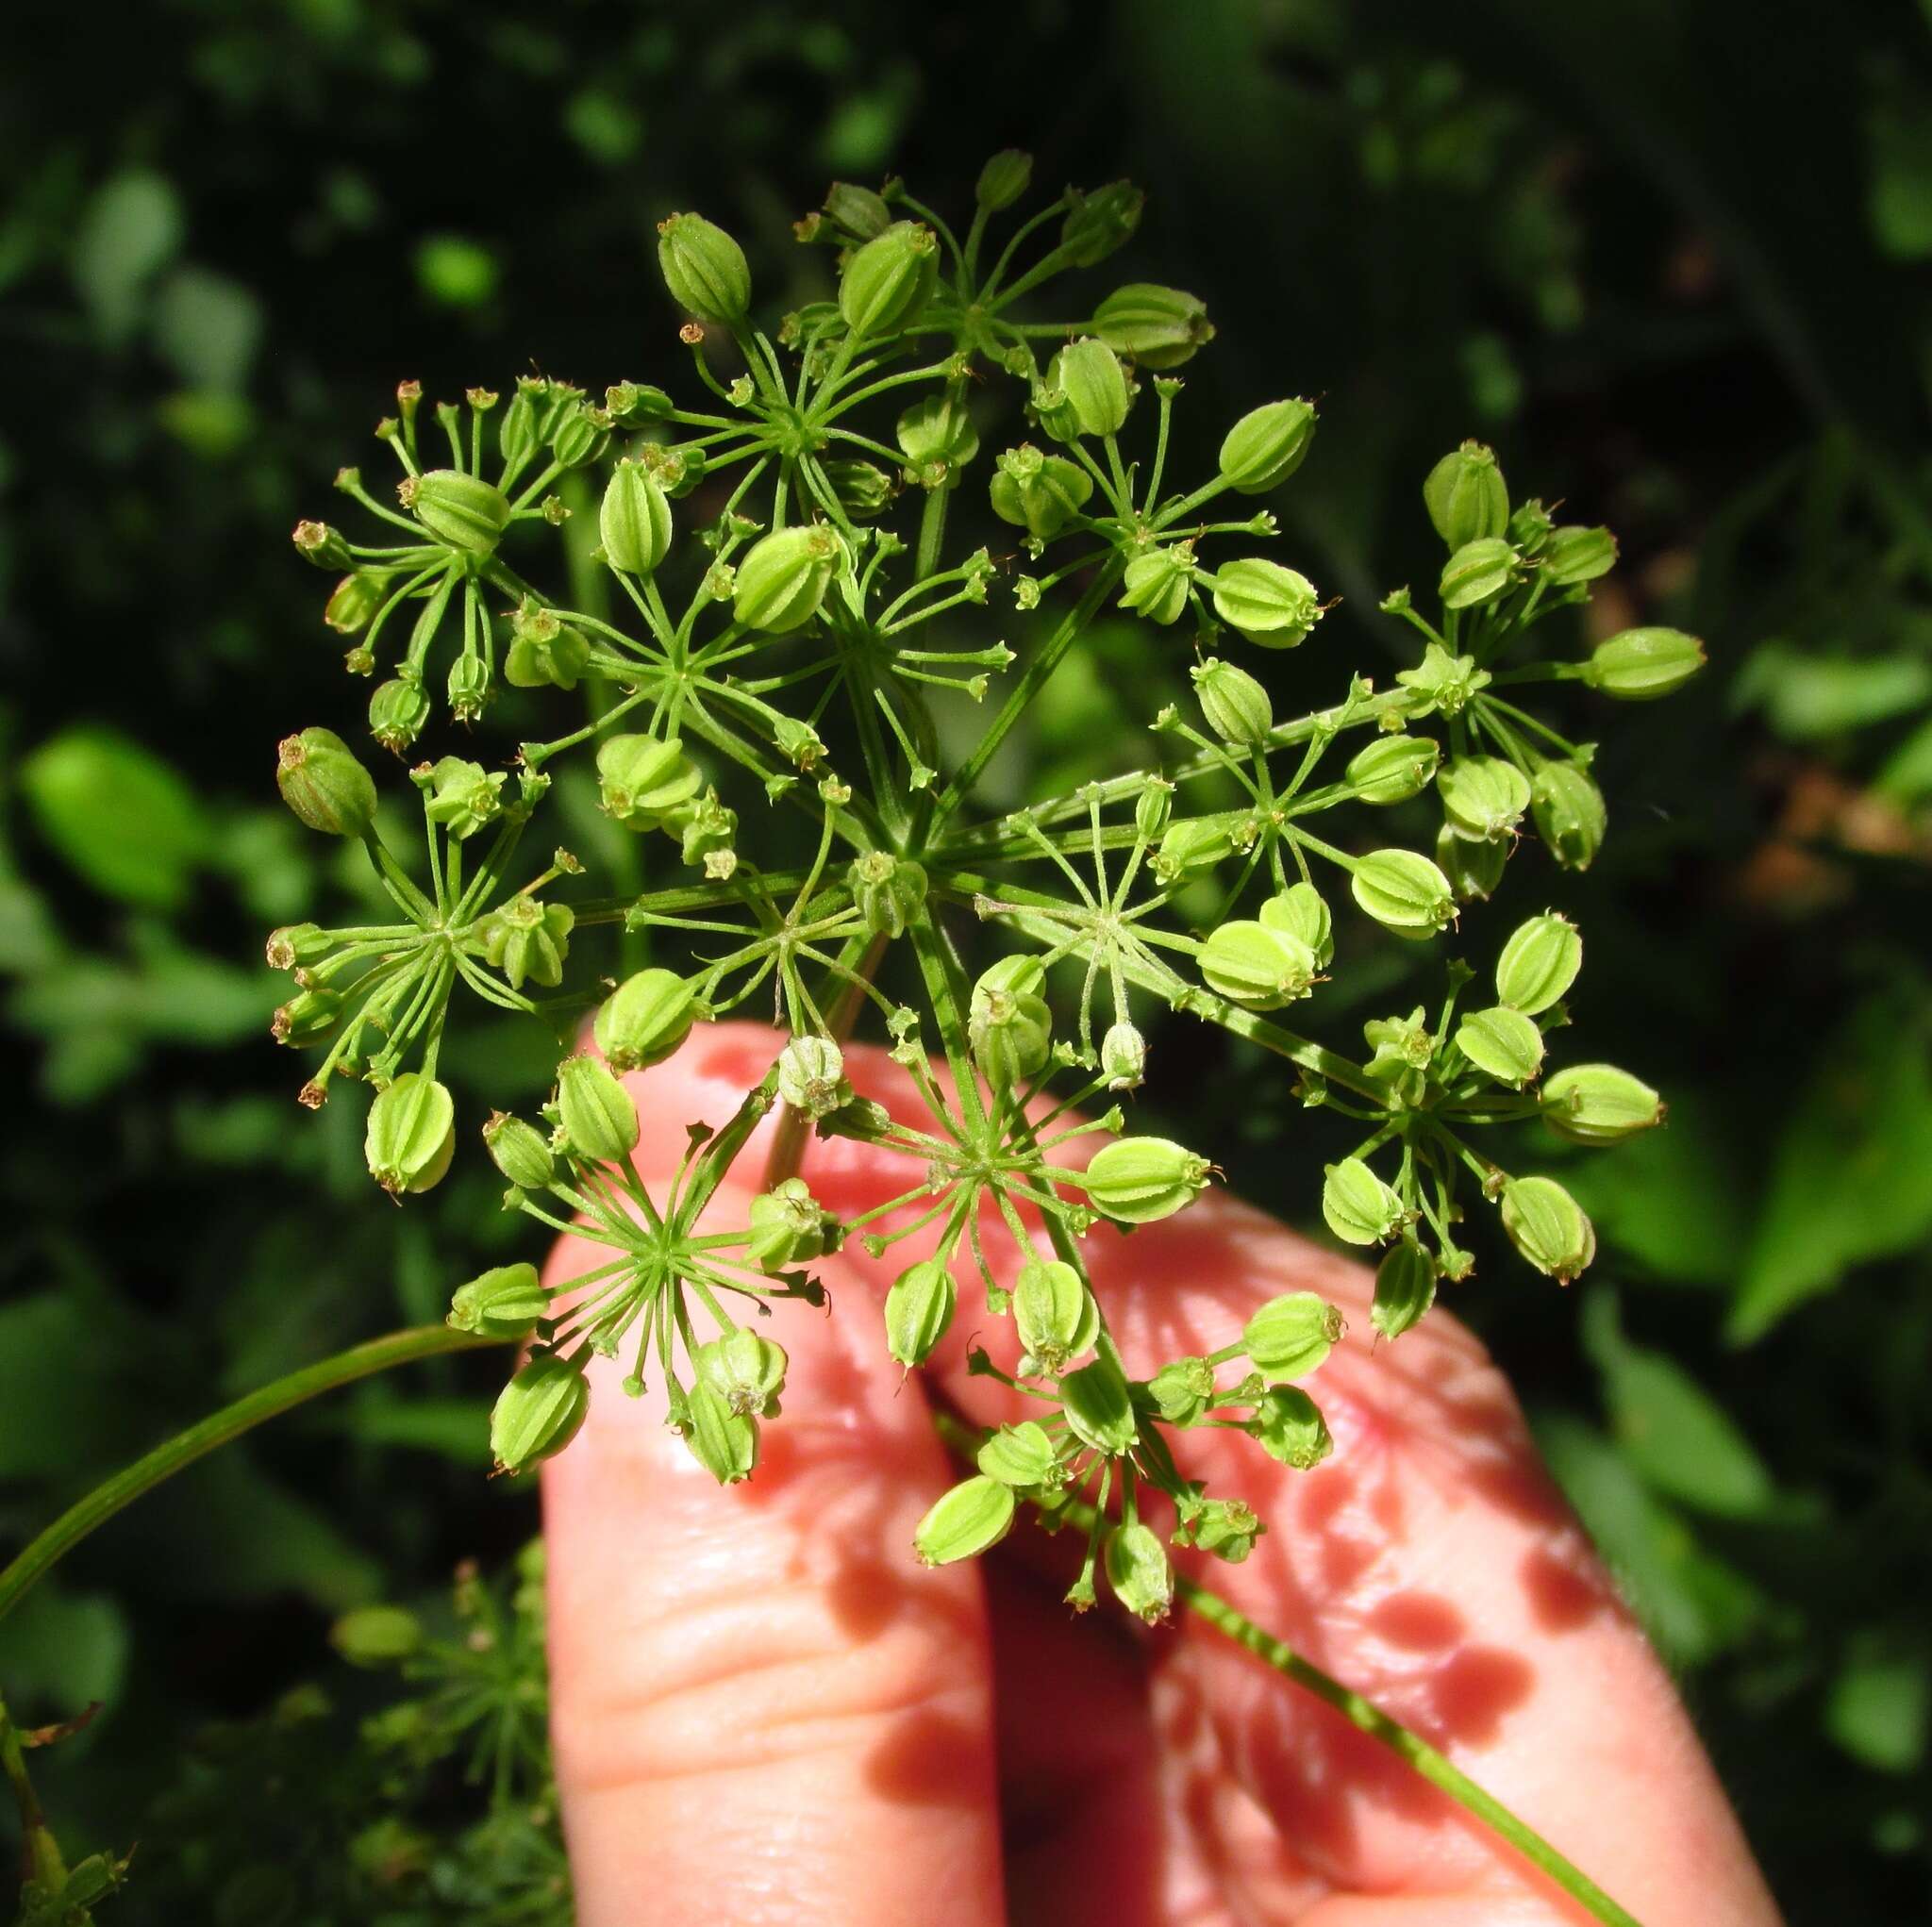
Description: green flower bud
xmin=594 ymin=967 xmax=699 ymax=1071
xmin=1211 ymin=557 xmax=1321 ymax=646
xmin=1322 ymin=1156 xmax=1404 ymax=1245
xmin=422 ymin=756 xmax=505 ymax=840
xmin=1250 ymin=1386 xmax=1333 ymax=1469
xmin=1134 ymin=778 xmax=1174 ymax=843
xmin=1345 ymin=733 xmax=1440 ymax=805
xmin=1351 ymin=848 xmax=1457 ymax=939
xmin=669 ymin=787 xmax=736 ymax=872
xmin=1120 ymin=544 xmax=1195 ymax=624
xmin=697 ymin=1327 xmax=788 ymax=1417
xmin=1371 ymin=1241 xmax=1437 ymax=1340
xmin=399 ymin=470 xmax=510 ymax=555
xmin=914 ymin=1473 xmax=1015 ymax=1565
xmin=330 ymin=1604 xmax=423 ymax=1668
xmin=1363 ymin=1006 xmax=1435 ymax=1083
xmin=1083 ymin=1135 xmax=1212 ymax=1223
xmin=498 ymin=385 xmax=539 ymax=471
xmin=550 ymin=404 xmax=607 ymax=472
xmin=746 ymin=1177 xmax=830 ymax=1273
xmin=1180 ymin=1497 xmax=1262 ymax=1562
xmin=365 ymin=1072 xmax=456 ymax=1196
xmin=977 ymin=1420 xmax=1058 ymax=1487
xmin=266 ymin=922 xmax=331 ymax=971
xmin=1500 ymin=1174 xmax=1596 ymax=1281
xmin=1153 ymin=814 xmax=1233 ymax=884
xmin=1244 ymin=1292 xmax=1343 ymax=1379
xmin=1510 ymin=497 xmax=1555 ymax=550
xmin=600 ymin=461 xmax=674 ymax=575
xmin=895 ymin=392 xmax=980 ymax=476
xmin=1258 ymin=882 xmax=1333 ymax=969
xmin=733 ymin=523 xmax=842 ymax=633
xmin=1100 ymin=1020 xmax=1146 ymax=1090
xmin=445 ymin=652 xmax=492 ymax=724
xmin=1396 ymin=640 xmax=1490 ymax=720
xmin=595 ymin=733 xmax=702 ymax=829
xmin=639 ymin=440 xmax=707 ymax=497
xmin=1191 ymin=656 xmax=1274 ymax=745
xmin=1585 ymin=625 xmax=1707 ymax=700
xmin=1531 ymin=761 xmax=1607 ymax=871
xmin=819 ymin=180 xmax=891 ymax=242
xmin=556 ymin=1053 xmax=640 ymax=1164
xmin=1543 ymin=524 xmax=1618 ymax=586
xmin=1218 ymin=399 xmax=1317 ymax=493
xmin=1059 ymin=181 xmax=1143 ymax=267
xmin=1093 ymin=283 xmax=1212 ymax=369
xmin=277 ymin=727 xmax=377 ymax=838
xmin=476 ymin=896 xmax=575 ymax=989
xmin=448 ymin=1262 xmax=549 ymax=1338
xmin=885 ymin=1258 xmax=957 ymax=1368
xmin=1541 ymin=1064 xmax=1664 ymax=1144
xmin=1440 ymin=755 xmax=1532 ymax=842
xmin=483 ymin=1111 xmax=555 ymax=1189
xmin=1200 ymin=919 xmax=1317 ymax=1009
xmin=1105 ymin=1520 xmax=1174 ymax=1623
xmin=1060 ymin=1355 xmax=1140 ymax=1455
xmin=1436 ymin=821 xmax=1508 ymax=900
xmin=822 ymin=458 xmax=894 ymax=517
xmin=777 ymin=1035 xmax=853 ymax=1121
xmin=1148 ymin=1355 xmax=1215 ymax=1426
xmin=989 ymin=443 xmax=1093 ymax=540
xmin=325 ymin=569 xmax=388 ymax=634
xmin=969 ymin=955 xmax=1053 ymax=1088
xmin=656 ymin=211 xmax=751 ymax=327
xmin=487 ymin=1359 xmax=583 ymax=1474
xmin=504 ymin=600 xmax=591 ymax=690
xmin=840 ymin=220 xmax=939 ymax=337
xmin=369 ymin=675 xmax=431 ymax=755
xmin=682 ymin=1379 xmax=758 ymax=1484
xmin=272 ymin=988 xmax=341 ymax=1047
xmin=1013 ymin=1257 xmax=1097 ymax=1375
xmin=1056 ymin=338 xmax=1131 ymax=437
xmin=846 ymin=850 xmax=928 ymax=939
xmin=772 ymin=714 xmax=827 ymax=770
xmin=1440 ymin=536 xmax=1519 ymax=609
xmin=1423 ymin=440 xmax=1508 ymax=548
xmin=1455 ymin=1005 xmax=1545 ymax=1088
xmin=1494 ymin=913 xmax=1581 ymax=1015
xmin=976 ymin=149 xmax=1034 ymax=211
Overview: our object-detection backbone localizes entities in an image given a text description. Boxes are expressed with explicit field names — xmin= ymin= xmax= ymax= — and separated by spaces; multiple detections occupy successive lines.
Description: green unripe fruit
xmin=476 ymin=896 xmax=574 ymax=989
xmin=820 ymin=180 xmax=891 ymax=242
xmin=498 ymin=386 xmax=539 ymax=472
xmin=1543 ymin=524 xmax=1618 ymax=585
xmin=1082 ymin=1135 xmax=1211 ymax=1224
xmin=1585 ymin=626 xmax=1707 ymax=700
xmin=1322 ymin=1156 xmax=1404 ymax=1245
xmin=445 ymin=652 xmax=492 ymax=724
xmin=1148 ymin=1355 xmax=1215 ymax=1426
xmin=422 ymin=756 xmax=504 ymax=840
xmin=1251 ymin=1386 xmax=1333 ymax=1469
xmin=266 ymin=922 xmax=332 ymax=972
xmin=594 ymin=968 xmax=699 ymax=1072
xmin=777 ymin=1035 xmax=853 ymax=1121
xmin=969 ymin=955 xmax=1053 ymax=1088
xmin=1013 ymin=1257 xmax=1096 ymax=1375
xmin=822 ymin=458 xmax=894 ymax=517
xmin=293 ymin=519 xmax=354 ymax=569
xmin=746 ymin=1177 xmax=830 ymax=1273
xmin=976 ymin=1420 xmax=1058 ymax=1487
xmin=1440 ymin=536 xmax=1518 ymax=609
xmin=1351 ymin=848 xmax=1457 ymax=939
xmin=600 ymin=461 xmax=674 ymax=575
xmin=1200 ymin=919 xmax=1317 ymax=1009
xmin=1060 ymin=1354 xmax=1140 ymax=1455
xmin=491 ymin=1354 xmax=588 ymax=1473
xmin=683 ymin=1380 xmax=758 ymax=1484
xmin=448 ymin=1262 xmax=549 ymax=1339
xmin=1211 ymin=557 xmax=1321 ymax=646
xmin=1243 ymin=1291 xmax=1343 ymax=1379
xmin=1499 ymin=1174 xmax=1596 ymax=1281
xmin=1371 ymin=1242 xmax=1437 ymax=1340
xmin=1191 ymin=656 xmax=1273 ymax=745
xmin=656 ymin=211 xmax=751 ymax=327
xmin=368 ymin=676 xmax=431 ymax=754
xmin=1184 ymin=1497 xmax=1263 ymax=1562
xmin=1423 ymin=440 xmax=1508 ymax=548
xmin=733 ymin=523 xmax=842 ymax=633
xmin=401 ymin=471 xmax=509 ymax=555
xmin=1494 ymin=913 xmax=1582 ymax=1015
xmin=330 ymin=1604 xmax=423 ymax=1668
xmin=1120 ymin=545 xmax=1194 ymax=624
xmin=914 ymin=1473 xmax=1015 ymax=1566
xmin=482 ymin=1111 xmax=555 ymax=1189
xmin=1260 ymin=882 xmax=1334 ymax=968
xmin=1059 ymin=181 xmax=1143 ymax=267
xmin=595 ymin=733 xmax=702 ymax=829
xmin=1436 ymin=821 xmax=1507 ymax=900
xmin=271 ymin=988 xmax=341 ymax=1048
xmin=846 ymin=851 xmax=928 ymax=939
xmin=1455 ymin=1005 xmax=1545 ymax=1088
xmin=1056 ymin=337 xmax=1131 ymax=437
xmin=885 ymin=1258 xmax=957 ymax=1368
xmin=696 ymin=1328 xmax=788 ymax=1418
xmin=1134 ymin=779 xmax=1174 ymax=843
xmin=1153 ymin=814 xmax=1233 ymax=884
xmin=1105 ymin=1520 xmax=1174 ymax=1623
xmin=1531 ymin=760 xmax=1607 ymax=871
xmin=840 ymin=220 xmax=940 ymax=337
xmin=277 ymin=727 xmax=376 ymax=838
xmin=975 ymin=149 xmax=1034 ymax=211
xmin=1218 ymin=399 xmax=1317 ymax=493
xmin=1100 ymin=1020 xmax=1146 ymax=1090
xmin=896 ymin=392 xmax=980 ymax=479
xmin=1346 ymin=733 xmax=1440 ymax=805
xmin=556 ymin=1053 xmax=640 ymax=1164
xmin=1093 ymin=283 xmax=1213 ymax=369
xmin=989 ymin=444 xmax=1093 ymax=540
xmin=504 ymin=601 xmax=590 ymax=690
xmin=365 ymin=1072 xmax=456 ymax=1197
xmin=1440 ymin=755 xmax=1532 ymax=842
xmin=325 ymin=569 xmax=387 ymax=634
xmin=1541 ymin=1064 xmax=1665 ymax=1144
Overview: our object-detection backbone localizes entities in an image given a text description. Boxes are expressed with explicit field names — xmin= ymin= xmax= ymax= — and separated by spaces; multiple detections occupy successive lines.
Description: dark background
xmin=3 ymin=0 xmax=1930 ymax=1918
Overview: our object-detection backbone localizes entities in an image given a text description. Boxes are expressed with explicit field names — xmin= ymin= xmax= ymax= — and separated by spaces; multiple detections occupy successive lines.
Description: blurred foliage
xmin=2 ymin=0 xmax=1931 ymax=1918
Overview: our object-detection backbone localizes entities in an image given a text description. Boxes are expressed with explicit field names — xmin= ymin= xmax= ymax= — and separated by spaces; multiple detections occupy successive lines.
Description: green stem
xmin=0 ymin=1325 xmax=504 ymax=1628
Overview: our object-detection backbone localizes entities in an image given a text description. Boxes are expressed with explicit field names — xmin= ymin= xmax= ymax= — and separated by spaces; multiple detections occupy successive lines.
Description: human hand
xmin=541 ymin=1023 xmax=1782 ymax=1926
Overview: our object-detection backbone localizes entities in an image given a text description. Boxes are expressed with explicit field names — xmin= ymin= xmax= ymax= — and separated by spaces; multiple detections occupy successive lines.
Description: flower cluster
xmin=270 ymin=154 xmax=1703 ymax=1620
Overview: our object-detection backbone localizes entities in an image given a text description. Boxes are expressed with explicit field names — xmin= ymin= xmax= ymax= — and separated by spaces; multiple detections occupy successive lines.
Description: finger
xmin=540 ymin=1043 xmax=1006 ymax=1927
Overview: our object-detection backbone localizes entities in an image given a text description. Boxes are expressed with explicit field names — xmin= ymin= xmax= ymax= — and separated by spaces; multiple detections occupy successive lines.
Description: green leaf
xmin=71 ymin=170 xmax=183 ymax=341
xmin=1826 ymin=1635 xmax=1929 ymax=1773
xmin=0 ymin=1581 xmax=129 ymax=1721
xmin=152 ymin=266 xmax=262 ymax=392
xmin=1737 ymin=644 xmax=1932 ymax=740
xmin=21 ymin=727 xmax=208 ymax=908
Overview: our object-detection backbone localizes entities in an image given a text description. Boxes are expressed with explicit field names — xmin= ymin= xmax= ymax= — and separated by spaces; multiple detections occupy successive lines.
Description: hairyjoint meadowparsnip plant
xmin=273 ymin=154 xmax=1702 ymax=1617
